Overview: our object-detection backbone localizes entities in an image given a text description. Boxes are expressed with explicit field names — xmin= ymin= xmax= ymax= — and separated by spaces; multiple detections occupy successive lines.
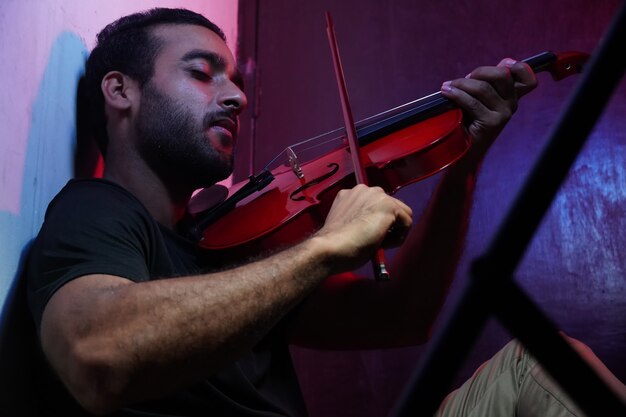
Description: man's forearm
xmin=389 ymin=154 xmax=480 ymax=335
xmin=41 ymin=235 xmax=334 ymax=413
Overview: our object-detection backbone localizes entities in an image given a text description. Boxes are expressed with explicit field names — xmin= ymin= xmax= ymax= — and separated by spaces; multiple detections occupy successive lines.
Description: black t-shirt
xmin=25 ymin=178 xmax=308 ymax=416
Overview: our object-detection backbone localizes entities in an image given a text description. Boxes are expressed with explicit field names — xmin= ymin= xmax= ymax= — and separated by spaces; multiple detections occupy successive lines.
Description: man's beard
xmin=135 ymin=81 xmax=235 ymax=191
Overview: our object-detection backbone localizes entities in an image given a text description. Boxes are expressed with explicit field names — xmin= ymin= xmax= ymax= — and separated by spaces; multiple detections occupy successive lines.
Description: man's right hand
xmin=313 ymin=184 xmax=413 ymax=273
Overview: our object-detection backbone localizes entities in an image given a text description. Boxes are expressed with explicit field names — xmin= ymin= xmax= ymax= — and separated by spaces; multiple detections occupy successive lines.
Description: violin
xmin=187 ymin=50 xmax=588 ymax=266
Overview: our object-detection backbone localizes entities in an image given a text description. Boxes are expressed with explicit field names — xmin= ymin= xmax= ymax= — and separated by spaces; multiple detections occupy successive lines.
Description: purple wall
xmin=236 ymin=1 xmax=626 ymax=416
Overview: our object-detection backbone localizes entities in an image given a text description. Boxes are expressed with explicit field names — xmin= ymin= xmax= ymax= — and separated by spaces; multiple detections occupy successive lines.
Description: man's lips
xmin=209 ymin=117 xmax=237 ymax=139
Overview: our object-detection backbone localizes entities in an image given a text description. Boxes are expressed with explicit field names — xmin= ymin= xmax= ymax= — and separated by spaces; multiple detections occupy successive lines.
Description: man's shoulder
xmin=36 ymin=177 xmax=160 ymax=251
xmin=45 ymin=178 xmax=150 ymax=223
xmin=51 ymin=178 xmax=141 ymax=207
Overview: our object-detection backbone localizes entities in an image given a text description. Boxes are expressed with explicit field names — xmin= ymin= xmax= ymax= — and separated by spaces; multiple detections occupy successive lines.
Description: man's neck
xmin=103 ymin=160 xmax=192 ymax=230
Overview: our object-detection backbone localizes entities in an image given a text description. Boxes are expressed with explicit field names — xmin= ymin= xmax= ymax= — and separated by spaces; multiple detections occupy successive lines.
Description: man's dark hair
xmin=83 ymin=8 xmax=226 ymax=156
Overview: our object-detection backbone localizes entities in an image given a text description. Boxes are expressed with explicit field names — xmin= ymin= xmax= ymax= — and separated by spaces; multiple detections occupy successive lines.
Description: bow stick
xmin=325 ymin=11 xmax=390 ymax=281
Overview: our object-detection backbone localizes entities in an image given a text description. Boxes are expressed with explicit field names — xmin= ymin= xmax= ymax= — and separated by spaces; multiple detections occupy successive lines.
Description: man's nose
xmin=219 ymin=82 xmax=247 ymax=114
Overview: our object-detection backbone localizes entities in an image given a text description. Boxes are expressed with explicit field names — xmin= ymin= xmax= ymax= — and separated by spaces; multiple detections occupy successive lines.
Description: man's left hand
xmin=440 ymin=58 xmax=538 ymax=156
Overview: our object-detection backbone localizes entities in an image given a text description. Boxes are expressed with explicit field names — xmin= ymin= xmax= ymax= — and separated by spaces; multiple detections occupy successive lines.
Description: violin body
xmin=198 ymin=110 xmax=466 ymax=262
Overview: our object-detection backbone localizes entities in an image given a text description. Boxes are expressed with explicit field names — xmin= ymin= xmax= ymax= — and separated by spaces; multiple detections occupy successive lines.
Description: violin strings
xmin=261 ymin=92 xmax=442 ymax=173
xmin=262 ymin=128 xmax=347 ymax=171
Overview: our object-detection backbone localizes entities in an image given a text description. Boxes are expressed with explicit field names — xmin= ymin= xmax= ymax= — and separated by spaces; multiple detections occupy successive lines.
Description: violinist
xmin=24 ymin=7 xmax=625 ymax=417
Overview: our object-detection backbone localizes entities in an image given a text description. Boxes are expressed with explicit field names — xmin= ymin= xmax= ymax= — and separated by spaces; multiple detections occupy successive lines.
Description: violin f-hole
xmin=290 ymin=163 xmax=339 ymax=201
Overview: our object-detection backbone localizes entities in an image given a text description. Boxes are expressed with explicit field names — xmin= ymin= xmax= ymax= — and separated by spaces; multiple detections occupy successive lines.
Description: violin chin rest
xmin=188 ymin=184 xmax=229 ymax=215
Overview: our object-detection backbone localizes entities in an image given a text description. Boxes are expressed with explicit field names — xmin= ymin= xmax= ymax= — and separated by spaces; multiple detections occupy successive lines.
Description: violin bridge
xmin=287 ymin=146 xmax=304 ymax=179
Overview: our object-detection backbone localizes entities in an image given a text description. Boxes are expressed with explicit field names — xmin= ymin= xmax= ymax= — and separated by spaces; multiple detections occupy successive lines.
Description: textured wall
xmin=235 ymin=1 xmax=626 ymax=416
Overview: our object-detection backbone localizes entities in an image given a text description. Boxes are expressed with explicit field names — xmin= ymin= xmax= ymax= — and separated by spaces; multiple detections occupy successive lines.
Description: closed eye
xmin=190 ymin=69 xmax=211 ymax=81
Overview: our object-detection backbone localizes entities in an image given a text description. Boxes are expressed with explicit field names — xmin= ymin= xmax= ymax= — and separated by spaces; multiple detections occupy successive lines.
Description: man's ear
xmin=101 ymin=71 xmax=139 ymax=110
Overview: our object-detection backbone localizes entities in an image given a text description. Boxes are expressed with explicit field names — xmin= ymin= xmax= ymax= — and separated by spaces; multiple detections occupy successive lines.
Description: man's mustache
xmin=203 ymin=111 xmax=238 ymax=133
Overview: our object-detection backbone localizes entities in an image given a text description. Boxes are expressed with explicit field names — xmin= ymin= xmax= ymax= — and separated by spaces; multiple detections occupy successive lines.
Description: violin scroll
xmin=523 ymin=51 xmax=589 ymax=81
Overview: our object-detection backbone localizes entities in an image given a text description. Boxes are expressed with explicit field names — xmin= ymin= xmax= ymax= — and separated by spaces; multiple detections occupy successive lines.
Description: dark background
xmin=235 ymin=1 xmax=626 ymax=416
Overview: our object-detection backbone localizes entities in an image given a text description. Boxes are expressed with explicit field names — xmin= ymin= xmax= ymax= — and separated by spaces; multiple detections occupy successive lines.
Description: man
xmin=25 ymin=7 xmax=624 ymax=417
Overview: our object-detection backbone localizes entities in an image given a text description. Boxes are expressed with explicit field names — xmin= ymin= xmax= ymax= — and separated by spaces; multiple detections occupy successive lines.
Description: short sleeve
xmin=25 ymin=179 xmax=160 ymax=330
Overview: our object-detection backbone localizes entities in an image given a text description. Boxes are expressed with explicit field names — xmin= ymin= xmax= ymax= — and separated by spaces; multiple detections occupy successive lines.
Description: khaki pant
xmin=436 ymin=339 xmax=587 ymax=417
